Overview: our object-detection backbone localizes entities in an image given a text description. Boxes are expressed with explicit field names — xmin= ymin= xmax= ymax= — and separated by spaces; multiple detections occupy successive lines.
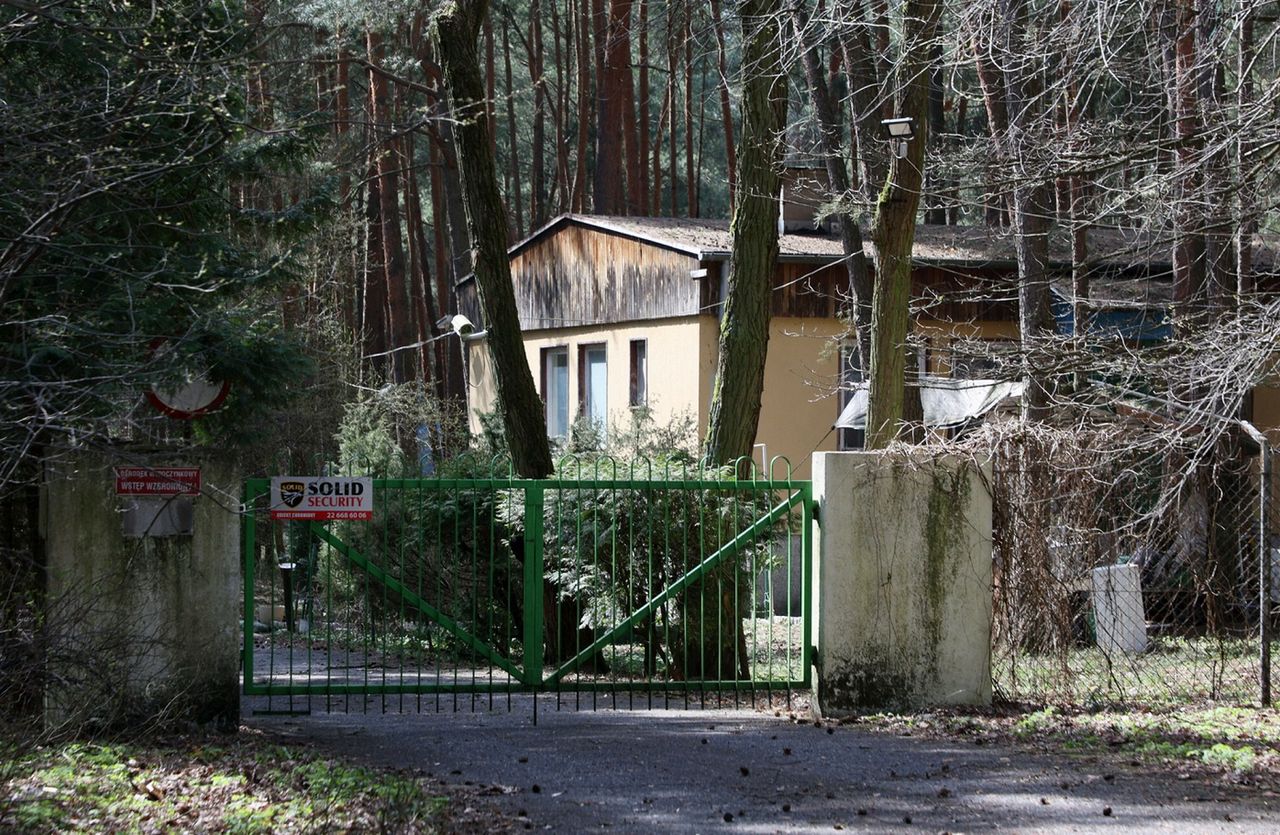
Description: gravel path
xmin=250 ymin=700 xmax=1279 ymax=833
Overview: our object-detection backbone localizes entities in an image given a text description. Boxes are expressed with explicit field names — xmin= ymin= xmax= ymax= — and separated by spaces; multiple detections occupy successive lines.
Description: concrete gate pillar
xmin=813 ymin=452 xmax=993 ymax=715
xmin=41 ymin=449 xmax=241 ymax=730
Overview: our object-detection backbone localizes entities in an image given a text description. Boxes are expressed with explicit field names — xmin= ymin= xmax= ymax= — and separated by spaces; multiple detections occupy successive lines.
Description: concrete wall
xmin=42 ymin=450 xmax=240 ymax=729
xmin=814 ymin=452 xmax=993 ymax=714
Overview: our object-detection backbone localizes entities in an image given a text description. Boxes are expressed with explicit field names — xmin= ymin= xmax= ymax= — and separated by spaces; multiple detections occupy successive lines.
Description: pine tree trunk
xmin=572 ymin=0 xmax=591 ymax=211
xmin=529 ymin=0 xmax=548 ymax=226
xmin=702 ymin=0 xmax=786 ymax=467
xmin=362 ymin=152 xmax=390 ymax=379
xmin=428 ymin=137 xmax=468 ymax=406
xmin=709 ymin=0 xmax=737 ymax=209
xmin=433 ymin=0 xmax=555 ymax=479
xmin=404 ymin=135 xmax=440 ymax=389
xmin=637 ymin=0 xmax=650 ymax=214
xmin=614 ymin=0 xmax=641 ymax=215
xmin=683 ymin=1 xmax=696 ymax=217
xmin=368 ymin=31 xmax=414 ymax=383
xmin=791 ymin=0 xmax=873 ymax=372
xmin=593 ymin=0 xmax=624 ymax=212
xmin=667 ymin=10 xmax=677 ymax=216
xmin=652 ymin=79 xmax=667 ymax=213
xmin=501 ymin=18 xmax=524 ymax=238
xmin=551 ymin=0 xmax=572 ymax=216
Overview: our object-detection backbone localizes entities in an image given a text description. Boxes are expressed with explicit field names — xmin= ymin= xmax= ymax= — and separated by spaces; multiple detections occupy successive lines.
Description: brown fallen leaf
xmin=131 ymin=780 xmax=165 ymax=801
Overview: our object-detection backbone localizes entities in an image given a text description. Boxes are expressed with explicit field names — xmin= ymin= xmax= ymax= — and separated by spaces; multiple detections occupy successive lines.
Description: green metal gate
xmin=242 ymin=461 xmax=812 ymax=715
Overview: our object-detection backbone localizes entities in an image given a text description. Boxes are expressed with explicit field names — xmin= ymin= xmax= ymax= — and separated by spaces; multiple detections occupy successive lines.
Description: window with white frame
xmin=541 ymin=347 xmax=570 ymax=438
xmin=579 ymin=343 xmax=607 ymax=432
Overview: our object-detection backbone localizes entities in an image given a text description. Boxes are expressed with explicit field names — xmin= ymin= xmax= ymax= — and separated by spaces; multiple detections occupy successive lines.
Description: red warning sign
xmin=114 ymin=466 xmax=201 ymax=496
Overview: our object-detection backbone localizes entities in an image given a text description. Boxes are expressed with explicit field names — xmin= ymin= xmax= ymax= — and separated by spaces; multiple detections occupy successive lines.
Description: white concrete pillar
xmin=814 ymin=452 xmax=993 ymax=714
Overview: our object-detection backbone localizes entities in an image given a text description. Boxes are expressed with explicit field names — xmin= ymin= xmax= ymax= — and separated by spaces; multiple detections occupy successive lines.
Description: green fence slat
xmin=522 ymin=484 xmax=544 ymax=687
xmin=801 ymin=481 xmax=814 ymax=688
xmin=242 ymin=482 xmax=260 ymax=693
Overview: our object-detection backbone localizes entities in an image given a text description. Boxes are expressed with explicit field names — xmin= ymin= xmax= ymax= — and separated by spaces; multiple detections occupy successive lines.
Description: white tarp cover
xmin=834 ymin=378 xmax=1024 ymax=430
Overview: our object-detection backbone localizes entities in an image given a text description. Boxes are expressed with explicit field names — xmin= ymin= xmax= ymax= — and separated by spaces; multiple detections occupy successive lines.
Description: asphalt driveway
xmin=250 ymin=698 xmax=1277 ymax=833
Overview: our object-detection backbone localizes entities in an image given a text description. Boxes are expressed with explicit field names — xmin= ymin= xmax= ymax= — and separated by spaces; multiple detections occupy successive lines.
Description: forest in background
xmin=3 ymin=0 xmax=1280 ymax=476
xmin=241 ymin=0 xmax=1280 ymax=423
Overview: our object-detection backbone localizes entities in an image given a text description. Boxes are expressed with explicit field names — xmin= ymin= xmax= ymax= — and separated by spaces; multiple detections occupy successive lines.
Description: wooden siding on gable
xmin=510 ymin=225 xmax=702 ymax=330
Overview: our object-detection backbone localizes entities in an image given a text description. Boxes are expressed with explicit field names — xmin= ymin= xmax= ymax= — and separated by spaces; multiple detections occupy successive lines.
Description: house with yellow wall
xmin=457 ymin=213 xmax=1280 ymax=477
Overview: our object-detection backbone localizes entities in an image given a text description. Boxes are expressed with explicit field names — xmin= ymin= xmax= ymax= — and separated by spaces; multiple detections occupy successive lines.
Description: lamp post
xmin=881 ymin=117 xmax=915 ymax=160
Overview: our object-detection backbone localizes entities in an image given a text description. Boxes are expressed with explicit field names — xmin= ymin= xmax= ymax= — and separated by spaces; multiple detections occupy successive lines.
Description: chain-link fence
xmin=990 ymin=426 xmax=1272 ymax=707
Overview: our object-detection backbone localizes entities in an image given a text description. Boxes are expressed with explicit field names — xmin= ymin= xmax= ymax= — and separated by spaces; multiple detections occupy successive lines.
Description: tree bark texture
xmin=637 ymin=0 xmax=650 ymax=213
xmin=702 ymin=0 xmax=786 ymax=467
xmin=367 ymin=31 xmax=414 ymax=383
xmin=529 ymin=0 xmax=549 ymax=225
xmin=593 ymin=0 xmax=628 ymax=213
xmin=865 ymin=0 xmax=940 ymax=450
xmin=998 ymin=0 xmax=1054 ymax=419
xmin=683 ymin=2 xmax=696 ymax=216
xmin=709 ymin=0 xmax=737 ymax=208
xmin=433 ymin=0 xmax=555 ymax=478
xmin=838 ymin=2 xmax=888 ymax=196
xmin=362 ymin=153 xmax=390 ymax=378
xmin=501 ymin=18 xmax=524 ymax=237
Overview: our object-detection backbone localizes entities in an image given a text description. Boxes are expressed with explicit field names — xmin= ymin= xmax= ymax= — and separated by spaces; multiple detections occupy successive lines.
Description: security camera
xmin=450 ymin=314 xmax=475 ymax=336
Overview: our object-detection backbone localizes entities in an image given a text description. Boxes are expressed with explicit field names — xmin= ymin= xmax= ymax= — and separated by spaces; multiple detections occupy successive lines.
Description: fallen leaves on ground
xmin=0 ymin=726 xmax=515 ymax=834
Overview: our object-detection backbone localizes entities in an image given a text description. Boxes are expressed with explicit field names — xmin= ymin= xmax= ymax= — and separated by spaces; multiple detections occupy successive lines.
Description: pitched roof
xmin=509 ymin=214 xmax=1280 ymax=273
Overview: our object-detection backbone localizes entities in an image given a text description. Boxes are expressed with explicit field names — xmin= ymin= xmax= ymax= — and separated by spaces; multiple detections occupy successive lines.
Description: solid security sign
xmin=270 ymin=476 xmax=373 ymax=521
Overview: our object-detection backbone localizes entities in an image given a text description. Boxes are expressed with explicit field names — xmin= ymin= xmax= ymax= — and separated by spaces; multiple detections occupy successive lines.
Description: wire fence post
xmin=1260 ymin=436 xmax=1272 ymax=707
xmin=522 ymin=482 xmax=545 ymax=691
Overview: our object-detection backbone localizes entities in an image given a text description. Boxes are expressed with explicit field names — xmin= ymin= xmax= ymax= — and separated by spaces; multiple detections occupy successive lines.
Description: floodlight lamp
xmin=450 ymin=314 xmax=475 ymax=336
xmin=881 ymin=117 xmax=915 ymax=139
